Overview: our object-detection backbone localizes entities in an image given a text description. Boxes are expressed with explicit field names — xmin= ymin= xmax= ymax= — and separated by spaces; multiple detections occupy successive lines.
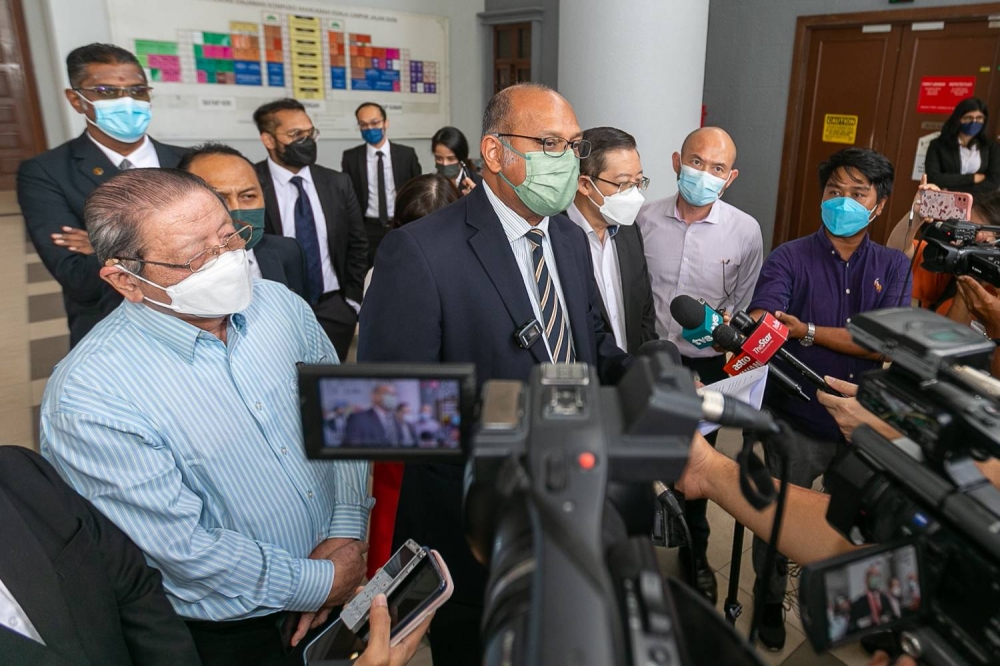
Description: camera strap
xmin=737 ymin=434 xmax=777 ymax=511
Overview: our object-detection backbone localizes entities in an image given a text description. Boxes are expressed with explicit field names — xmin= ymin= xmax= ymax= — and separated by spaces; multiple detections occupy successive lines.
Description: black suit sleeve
xmin=924 ymin=138 xmax=975 ymax=190
xmin=16 ymin=449 xmax=201 ymax=666
xmin=633 ymin=229 xmax=659 ymax=347
xmin=17 ymin=159 xmax=106 ymax=304
xmin=339 ymin=175 xmax=370 ymax=303
xmin=358 ymin=228 xmax=441 ymax=363
xmin=981 ymin=141 xmax=1000 ymax=192
xmin=408 ymin=149 xmax=422 ymax=181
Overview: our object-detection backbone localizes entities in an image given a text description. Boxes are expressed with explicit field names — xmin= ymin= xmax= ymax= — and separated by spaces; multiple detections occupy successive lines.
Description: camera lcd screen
xmin=822 ymin=543 xmax=921 ymax=644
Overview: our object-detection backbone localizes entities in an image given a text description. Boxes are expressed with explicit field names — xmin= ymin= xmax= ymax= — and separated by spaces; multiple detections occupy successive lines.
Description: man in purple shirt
xmin=746 ymin=147 xmax=911 ymax=650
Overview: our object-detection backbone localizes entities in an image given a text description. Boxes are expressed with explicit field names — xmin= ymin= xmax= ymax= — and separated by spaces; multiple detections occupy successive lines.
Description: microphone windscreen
xmin=712 ymin=324 xmax=741 ymax=350
xmin=669 ymin=295 xmax=706 ymax=329
xmin=635 ymin=339 xmax=682 ymax=365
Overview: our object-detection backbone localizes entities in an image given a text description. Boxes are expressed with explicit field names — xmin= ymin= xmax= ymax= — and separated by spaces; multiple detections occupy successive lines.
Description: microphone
xmin=669 ymin=295 xmax=723 ymax=349
xmin=636 ymin=339 xmax=780 ymax=433
xmin=712 ymin=324 xmax=810 ymax=403
xmin=729 ymin=312 xmax=847 ymax=397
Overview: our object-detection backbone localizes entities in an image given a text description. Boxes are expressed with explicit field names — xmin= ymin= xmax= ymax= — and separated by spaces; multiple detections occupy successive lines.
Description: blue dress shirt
xmin=40 ymin=279 xmax=373 ymax=621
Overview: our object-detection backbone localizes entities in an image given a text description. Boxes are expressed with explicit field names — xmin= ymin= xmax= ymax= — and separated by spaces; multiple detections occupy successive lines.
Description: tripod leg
xmin=724 ymin=522 xmax=745 ymax=624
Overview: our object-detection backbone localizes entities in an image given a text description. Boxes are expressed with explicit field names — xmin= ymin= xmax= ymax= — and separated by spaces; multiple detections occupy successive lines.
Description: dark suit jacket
xmin=340 ymin=141 xmax=422 ymax=217
xmin=255 ymin=161 xmax=369 ymax=304
xmin=0 ymin=447 xmax=199 ymax=666
xmin=358 ymin=184 xmax=631 ymax=606
xmin=848 ymin=591 xmax=894 ymax=632
xmin=925 ymin=135 xmax=1000 ymax=194
xmin=16 ymin=133 xmax=186 ymax=347
xmin=344 ymin=408 xmax=390 ymax=445
xmin=253 ymin=233 xmax=308 ymax=300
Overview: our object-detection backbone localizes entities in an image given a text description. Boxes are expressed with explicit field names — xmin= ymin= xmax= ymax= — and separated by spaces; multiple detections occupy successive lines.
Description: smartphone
xmin=799 ymin=541 xmax=924 ymax=651
xmin=920 ymin=190 xmax=973 ymax=222
xmin=340 ymin=539 xmax=425 ymax=632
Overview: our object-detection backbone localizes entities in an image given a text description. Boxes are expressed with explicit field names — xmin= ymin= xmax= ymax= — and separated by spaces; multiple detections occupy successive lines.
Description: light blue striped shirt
xmin=482 ymin=181 xmax=574 ymax=361
xmin=40 ymin=279 xmax=373 ymax=621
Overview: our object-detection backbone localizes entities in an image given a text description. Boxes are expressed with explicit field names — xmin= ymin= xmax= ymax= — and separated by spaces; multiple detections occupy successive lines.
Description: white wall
xmin=557 ymin=0 xmax=710 ymax=202
xmin=25 ymin=0 xmax=485 ymax=170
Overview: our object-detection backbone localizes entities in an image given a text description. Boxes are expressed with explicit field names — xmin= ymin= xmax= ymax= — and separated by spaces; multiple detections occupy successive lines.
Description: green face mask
xmin=867 ymin=575 xmax=884 ymax=591
xmin=230 ymin=208 xmax=266 ymax=250
xmin=497 ymin=139 xmax=580 ymax=217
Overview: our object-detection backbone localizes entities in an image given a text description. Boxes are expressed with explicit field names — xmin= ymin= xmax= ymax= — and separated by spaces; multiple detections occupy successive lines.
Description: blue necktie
xmin=526 ymin=228 xmax=575 ymax=363
xmin=290 ymin=176 xmax=324 ymax=304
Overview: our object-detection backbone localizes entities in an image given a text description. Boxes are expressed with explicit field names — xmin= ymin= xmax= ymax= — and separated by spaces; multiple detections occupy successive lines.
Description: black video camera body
xmin=920 ymin=219 xmax=1000 ymax=288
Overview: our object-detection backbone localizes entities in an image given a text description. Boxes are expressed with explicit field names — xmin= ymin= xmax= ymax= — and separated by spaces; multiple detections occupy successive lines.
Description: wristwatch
xmin=800 ymin=322 xmax=816 ymax=347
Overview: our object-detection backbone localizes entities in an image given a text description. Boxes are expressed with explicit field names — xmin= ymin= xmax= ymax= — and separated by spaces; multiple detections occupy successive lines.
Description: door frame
xmin=774 ymin=3 xmax=1000 ymax=247
xmin=2 ymin=0 xmax=47 ymax=160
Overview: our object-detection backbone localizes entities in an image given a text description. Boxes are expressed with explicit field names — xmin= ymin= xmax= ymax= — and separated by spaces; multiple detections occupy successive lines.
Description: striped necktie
xmin=119 ymin=158 xmax=134 ymax=170
xmin=526 ymin=228 xmax=575 ymax=363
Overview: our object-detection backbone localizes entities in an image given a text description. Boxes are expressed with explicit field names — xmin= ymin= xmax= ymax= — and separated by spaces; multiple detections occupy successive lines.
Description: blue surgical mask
xmin=361 ymin=128 xmax=384 ymax=145
xmin=77 ymin=93 xmax=151 ymax=143
xmin=821 ymin=197 xmax=876 ymax=237
xmin=960 ymin=121 xmax=984 ymax=136
xmin=677 ymin=165 xmax=728 ymax=207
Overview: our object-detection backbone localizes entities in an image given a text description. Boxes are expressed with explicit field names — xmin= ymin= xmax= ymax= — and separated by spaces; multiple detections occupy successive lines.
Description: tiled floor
xmin=0 ymin=192 xmax=871 ymax=664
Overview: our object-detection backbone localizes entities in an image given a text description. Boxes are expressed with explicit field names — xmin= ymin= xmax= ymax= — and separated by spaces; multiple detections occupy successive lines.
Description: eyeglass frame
xmin=272 ymin=127 xmax=320 ymax=143
xmin=73 ymin=85 xmax=153 ymax=100
xmin=357 ymin=119 xmax=386 ymax=131
xmin=109 ymin=224 xmax=252 ymax=274
xmin=589 ymin=174 xmax=651 ymax=194
xmin=494 ymin=133 xmax=592 ymax=159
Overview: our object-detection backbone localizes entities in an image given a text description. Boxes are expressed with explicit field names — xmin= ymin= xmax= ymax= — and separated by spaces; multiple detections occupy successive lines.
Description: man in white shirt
xmin=636 ymin=126 xmax=764 ymax=602
xmin=566 ymin=126 xmax=657 ymax=354
xmin=341 ymin=103 xmax=423 ymax=265
xmin=253 ymin=99 xmax=369 ymax=360
xmin=17 ymin=42 xmax=186 ymax=345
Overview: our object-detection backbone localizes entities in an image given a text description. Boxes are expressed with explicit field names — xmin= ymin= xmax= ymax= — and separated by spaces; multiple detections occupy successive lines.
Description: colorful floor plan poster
xmin=107 ymin=0 xmax=449 ymax=140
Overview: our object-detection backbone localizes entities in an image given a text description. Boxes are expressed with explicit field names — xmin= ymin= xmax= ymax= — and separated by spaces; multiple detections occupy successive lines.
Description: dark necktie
xmin=119 ymin=158 xmax=134 ymax=170
xmin=376 ymin=151 xmax=389 ymax=226
xmin=526 ymin=228 xmax=575 ymax=363
xmin=290 ymin=176 xmax=324 ymax=304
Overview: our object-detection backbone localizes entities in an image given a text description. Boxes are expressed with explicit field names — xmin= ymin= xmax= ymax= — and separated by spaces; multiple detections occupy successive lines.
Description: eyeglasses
xmin=591 ymin=175 xmax=651 ymax=194
xmin=275 ymin=127 xmax=320 ymax=142
xmin=495 ymin=133 xmax=592 ymax=159
xmin=357 ymin=119 xmax=385 ymax=130
xmin=113 ymin=224 xmax=252 ymax=274
xmin=74 ymin=85 xmax=153 ymax=100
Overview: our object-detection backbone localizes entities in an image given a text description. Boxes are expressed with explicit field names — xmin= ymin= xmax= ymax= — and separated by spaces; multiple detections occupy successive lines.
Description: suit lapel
xmin=0 ymin=489 xmax=89 ymax=663
xmin=549 ymin=218 xmax=592 ymax=363
xmin=69 ymin=133 xmax=118 ymax=191
xmin=390 ymin=143 xmax=407 ymax=189
xmin=151 ymin=138 xmax=180 ymax=168
xmin=253 ymin=241 xmax=286 ymax=284
xmin=465 ymin=189 xmax=549 ymax=365
xmin=255 ymin=162 xmax=284 ymax=235
xmin=313 ymin=168 xmax=341 ymax=258
xmin=356 ymin=149 xmax=370 ymax=210
xmin=615 ymin=231 xmax=636 ymax=331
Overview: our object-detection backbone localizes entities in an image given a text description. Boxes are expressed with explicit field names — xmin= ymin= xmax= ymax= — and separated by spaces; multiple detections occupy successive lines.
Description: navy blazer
xmin=344 ymin=408 xmax=389 ymax=445
xmin=17 ymin=133 xmax=186 ymax=347
xmin=253 ymin=233 xmax=308 ymax=300
xmin=0 ymin=447 xmax=200 ymax=666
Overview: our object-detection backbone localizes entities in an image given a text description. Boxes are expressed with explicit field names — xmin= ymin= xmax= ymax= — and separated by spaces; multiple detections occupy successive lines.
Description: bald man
xmin=636 ymin=127 xmax=763 ymax=602
xmin=359 ymin=82 xmax=631 ymax=664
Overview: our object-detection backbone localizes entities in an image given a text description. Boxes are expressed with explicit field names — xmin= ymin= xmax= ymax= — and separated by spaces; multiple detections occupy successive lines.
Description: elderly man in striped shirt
xmin=40 ymin=168 xmax=372 ymax=666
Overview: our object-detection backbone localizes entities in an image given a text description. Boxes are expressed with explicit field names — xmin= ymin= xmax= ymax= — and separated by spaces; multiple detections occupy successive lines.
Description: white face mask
xmin=587 ymin=178 xmax=645 ymax=226
xmin=118 ymin=249 xmax=254 ymax=317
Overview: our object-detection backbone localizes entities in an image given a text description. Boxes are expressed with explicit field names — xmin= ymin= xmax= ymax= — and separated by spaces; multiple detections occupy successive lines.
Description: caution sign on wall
xmin=822 ymin=114 xmax=859 ymax=145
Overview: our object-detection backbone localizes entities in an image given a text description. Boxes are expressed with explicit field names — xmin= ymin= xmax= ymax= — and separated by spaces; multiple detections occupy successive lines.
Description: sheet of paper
xmin=697 ymin=366 xmax=769 ymax=436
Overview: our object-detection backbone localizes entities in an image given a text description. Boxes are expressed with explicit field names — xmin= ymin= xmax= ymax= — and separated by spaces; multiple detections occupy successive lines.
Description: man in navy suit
xmin=359 ymin=82 xmax=631 ymax=665
xmin=179 ymin=143 xmax=309 ymax=300
xmin=343 ymin=384 xmax=402 ymax=446
xmin=17 ymin=43 xmax=186 ymax=347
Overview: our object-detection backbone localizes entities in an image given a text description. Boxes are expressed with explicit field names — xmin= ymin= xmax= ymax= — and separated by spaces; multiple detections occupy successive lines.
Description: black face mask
xmin=278 ymin=136 xmax=317 ymax=168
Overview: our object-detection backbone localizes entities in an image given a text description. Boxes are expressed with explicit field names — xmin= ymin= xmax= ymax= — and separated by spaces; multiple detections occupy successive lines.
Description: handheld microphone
xmin=729 ymin=312 xmax=847 ymax=397
xmin=711 ymin=325 xmax=810 ymax=403
xmin=669 ymin=295 xmax=723 ymax=349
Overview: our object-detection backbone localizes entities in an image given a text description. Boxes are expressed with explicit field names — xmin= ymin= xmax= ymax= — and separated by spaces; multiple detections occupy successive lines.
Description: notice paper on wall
xmin=912 ymin=132 xmax=941 ymax=181
xmin=698 ymin=365 xmax=769 ymax=436
xmin=917 ymin=76 xmax=976 ymax=114
xmin=822 ymin=114 xmax=858 ymax=145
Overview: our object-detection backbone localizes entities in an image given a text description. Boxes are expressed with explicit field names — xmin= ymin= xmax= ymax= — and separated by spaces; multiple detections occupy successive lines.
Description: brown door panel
xmin=0 ymin=0 xmax=46 ymax=190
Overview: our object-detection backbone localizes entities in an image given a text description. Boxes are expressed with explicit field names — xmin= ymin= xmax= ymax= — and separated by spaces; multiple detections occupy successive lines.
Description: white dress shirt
xmin=365 ymin=140 xmax=397 ymax=219
xmin=482 ymin=181 xmax=574 ymax=361
xmin=567 ymin=203 xmax=627 ymax=350
xmin=959 ymin=141 xmax=982 ymax=175
xmin=637 ymin=193 xmax=763 ymax=358
xmin=87 ymin=132 xmax=160 ymax=169
xmin=266 ymin=158 xmax=341 ymax=294
xmin=0 ymin=576 xmax=44 ymax=645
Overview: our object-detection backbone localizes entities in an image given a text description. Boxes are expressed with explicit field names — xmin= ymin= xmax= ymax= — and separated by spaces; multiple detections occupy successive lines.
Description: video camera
xmin=797 ymin=308 xmax=1000 ymax=665
xmin=920 ymin=219 xmax=1000 ymax=287
xmin=299 ymin=354 xmax=769 ymax=665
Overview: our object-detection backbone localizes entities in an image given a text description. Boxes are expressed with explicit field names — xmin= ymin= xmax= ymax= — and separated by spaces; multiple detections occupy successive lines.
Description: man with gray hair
xmin=39 ymin=168 xmax=372 ymax=666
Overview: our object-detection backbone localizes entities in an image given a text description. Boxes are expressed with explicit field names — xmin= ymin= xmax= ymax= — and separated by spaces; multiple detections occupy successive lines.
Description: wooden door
xmin=0 ymin=0 xmax=46 ymax=190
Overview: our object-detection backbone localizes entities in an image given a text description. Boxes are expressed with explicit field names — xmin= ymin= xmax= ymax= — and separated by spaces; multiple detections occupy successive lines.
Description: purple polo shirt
xmin=748 ymin=229 xmax=912 ymax=443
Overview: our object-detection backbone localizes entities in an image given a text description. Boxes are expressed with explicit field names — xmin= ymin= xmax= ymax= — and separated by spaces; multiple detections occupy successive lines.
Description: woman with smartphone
xmin=925 ymin=97 xmax=1000 ymax=194
xmin=431 ymin=126 xmax=482 ymax=196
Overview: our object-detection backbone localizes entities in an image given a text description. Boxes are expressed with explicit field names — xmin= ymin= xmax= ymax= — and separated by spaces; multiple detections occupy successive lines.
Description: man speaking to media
xmin=359 ymin=82 xmax=631 ymax=665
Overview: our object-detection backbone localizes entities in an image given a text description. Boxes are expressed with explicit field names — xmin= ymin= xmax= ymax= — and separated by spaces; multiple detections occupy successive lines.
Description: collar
xmin=814 ymin=227 xmax=870 ymax=260
xmin=665 ymin=193 xmax=721 ymax=224
xmin=567 ymin=202 xmax=618 ymax=240
xmin=122 ymin=300 xmax=246 ymax=362
xmin=366 ymin=140 xmax=391 ymax=159
xmin=86 ymin=132 xmax=154 ymax=167
xmin=267 ymin=156 xmax=312 ymax=187
xmin=482 ymin=180 xmax=550 ymax=243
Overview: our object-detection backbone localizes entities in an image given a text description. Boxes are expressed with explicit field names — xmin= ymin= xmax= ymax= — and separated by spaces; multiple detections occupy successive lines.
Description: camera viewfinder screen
xmin=319 ymin=378 xmax=462 ymax=451
xmin=823 ymin=544 xmax=920 ymax=643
